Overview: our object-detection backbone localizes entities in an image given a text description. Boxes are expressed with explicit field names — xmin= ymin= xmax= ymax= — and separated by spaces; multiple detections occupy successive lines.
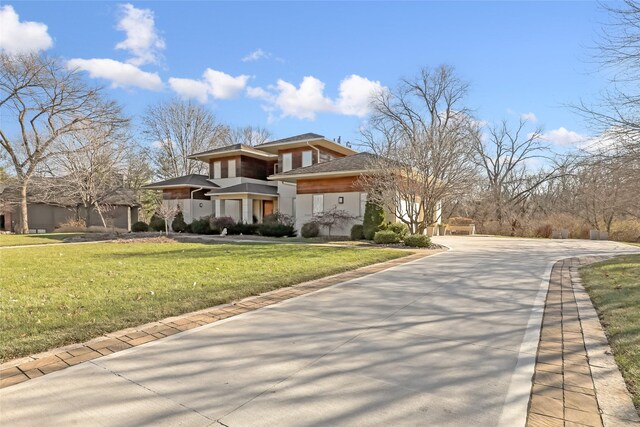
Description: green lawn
xmin=0 ymin=232 xmax=83 ymax=247
xmin=580 ymin=255 xmax=640 ymax=412
xmin=0 ymin=241 xmax=408 ymax=361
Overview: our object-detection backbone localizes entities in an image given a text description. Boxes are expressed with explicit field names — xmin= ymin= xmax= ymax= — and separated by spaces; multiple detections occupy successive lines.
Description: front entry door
xmin=263 ymin=200 xmax=274 ymax=217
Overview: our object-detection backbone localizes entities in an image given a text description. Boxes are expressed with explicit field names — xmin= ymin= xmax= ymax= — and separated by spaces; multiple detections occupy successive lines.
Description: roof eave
xmin=268 ymin=169 xmax=369 ymax=182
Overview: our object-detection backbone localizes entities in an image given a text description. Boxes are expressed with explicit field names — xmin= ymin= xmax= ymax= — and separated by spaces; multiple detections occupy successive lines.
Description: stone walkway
xmin=527 ymin=256 xmax=639 ymax=427
xmin=0 ymin=251 xmax=433 ymax=389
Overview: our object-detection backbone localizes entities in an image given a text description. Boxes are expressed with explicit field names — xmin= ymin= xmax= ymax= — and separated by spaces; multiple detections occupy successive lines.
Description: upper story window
xmin=302 ymin=150 xmax=313 ymax=167
xmin=228 ymin=159 xmax=236 ymax=178
xmin=282 ymin=153 xmax=292 ymax=172
xmin=213 ymin=161 xmax=221 ymax=179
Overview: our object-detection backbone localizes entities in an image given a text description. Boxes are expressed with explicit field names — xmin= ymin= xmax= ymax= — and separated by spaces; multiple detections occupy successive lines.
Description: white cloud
xmin=0 ymin=5 xmax=53 ymax=54
xmin=203 ymin=69 xmax=249 ymax=99
xmin=249 ymin=74 xmax=384 ymax=120
xmin=540 ymin=127 xmax=587 ymax=146
xmin=242 ymin=48 xmax=271 ymax=62
xmin=520 ymin=112 xmax=538 ymax=122
xmin=168 ymin=78 xmax=209 ymax=103
xmin=168 ymin=68 xmax=249 ymax=102
xmin=115 ymin=3 xmax=165 ymax=66
xmin=67 ymin=58 xmax=163 ymax=91
xmin=335 ymin=75 xmax=384 ymax=117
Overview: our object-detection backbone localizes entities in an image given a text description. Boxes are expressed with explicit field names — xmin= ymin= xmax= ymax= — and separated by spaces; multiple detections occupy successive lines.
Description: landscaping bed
xmin=580 ymin=254 xmax=640 ymax=412
xmin=0 ymin=241 xmax=409 ymax=361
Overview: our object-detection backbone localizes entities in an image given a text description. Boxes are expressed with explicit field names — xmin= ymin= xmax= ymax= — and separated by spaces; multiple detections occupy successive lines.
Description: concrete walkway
xmin=1 ymin=237 xmax=637 ymax=426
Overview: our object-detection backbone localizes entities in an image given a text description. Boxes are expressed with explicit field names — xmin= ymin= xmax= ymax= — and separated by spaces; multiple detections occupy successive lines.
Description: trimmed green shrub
xmin=171 ymin=211 xmax=187 ymax=233
xmin=190 ymin=217 xmax=212 ymax=234
xmin=404 ymin=234 xmax=431 ymax=248
xmin=258 ymin=223 xmax=296 ymax=237
xmin=350 ymin=224 xmax=365 ymax=240
xmin=149 ymin=215 xmax=165 ymax=232
xmin=228 ymin=222 xmax=259 ymax=235
xmin=387 ymin=222 xmax=409 ymax=239
xmin=131 ymin=221 xmax=149 ymax=232
xmin=363 ymin=201 xmax=385 ymax=240
xmin=374 ymin=230 xmax=401 ymax=244
xmin=301 ymin=222 xmax=320 ymax=238
xmin=210 ymin=216 xmax=235 ymax=233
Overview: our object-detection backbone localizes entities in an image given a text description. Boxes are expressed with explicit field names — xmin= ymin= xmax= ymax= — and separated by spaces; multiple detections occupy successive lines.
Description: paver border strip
xmin=0 ymin=248 xmax=444 ymax=390
xmin=571 ymin=261 xmax=640 ymax=426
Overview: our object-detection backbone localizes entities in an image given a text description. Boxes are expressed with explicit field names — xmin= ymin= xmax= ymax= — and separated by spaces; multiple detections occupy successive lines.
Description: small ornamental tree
xmin=156 ymin=204 xmax=179 ymax=234
xmin=311 ymin=208 xmax=357 ymax=237
xmin=363 ymin=201 xmax=385 ymax=240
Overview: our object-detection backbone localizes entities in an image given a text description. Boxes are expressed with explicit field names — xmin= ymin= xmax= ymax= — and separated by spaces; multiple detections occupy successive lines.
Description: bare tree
xmin=143 ymin=99 xmax=230 ymax=179
xmin=48 ymin=125 xmax=129 ymax=227
xmin=360 ymin=65 xmax=478 ymax=233
xmin=227 ymin=125 xmax=271 ymax=146
xmin=156 ymin=203 xmax=179 ymax=235
xmin=0 ymin=53 xmax=125 ymax=233
xmin=471 ymin=119 xmax=562 ymax=228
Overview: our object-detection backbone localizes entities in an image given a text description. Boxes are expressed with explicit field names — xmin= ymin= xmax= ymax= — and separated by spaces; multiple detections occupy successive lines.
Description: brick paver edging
xmin=0 ymin=250 xmax=438 ymax=389
xmin=526 ymin=256 xmax=640 ymax=427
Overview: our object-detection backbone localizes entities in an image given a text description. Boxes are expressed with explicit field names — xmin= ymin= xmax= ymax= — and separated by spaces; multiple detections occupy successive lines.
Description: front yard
xmin=0 ymin=239 xmax=408 ymax=362
xmin=0 ymin=232 xmax=84 ymax=247
xmin=580 ymin=254 xmax=640 ymax=412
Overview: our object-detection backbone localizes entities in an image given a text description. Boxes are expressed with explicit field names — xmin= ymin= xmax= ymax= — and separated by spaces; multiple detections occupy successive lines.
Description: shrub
xmin=350 ymin=224 xmax=365 ymax=240
xmin=404 ymin=234 xmax=431 ymax=248
xmin=301 ymin=222 xmax=320 ymax=238
xmin=55 ymin=219 xmax=87 ymax=232
xmin=210 ymin=216 xmax=235 ymax=233
xmin=363 ymin=201 xmax=385 ymax=240
xmin=189 ymin=217 xmax=211 ymax=234
xmin=535 ymin=224 xmax=553 ymax=238
xmin=374 ymin=229 xmax=401 ymax=244
xmin=258 ymin=223 xmax=296 ymax=237
xmin=171 ymin=211 xmax=187 ymax=233
xmin=228 ymin=222 xmax=259 ymax=235
xmin=387 ymin=222 xmax=409 ymax=239
xmin=149 ymin=215 xmax=166 ymax=232
xmin=263 ymin=211 xmax=294 ymax=226
xmin=131 ymin=221 xmax=149 ymax=232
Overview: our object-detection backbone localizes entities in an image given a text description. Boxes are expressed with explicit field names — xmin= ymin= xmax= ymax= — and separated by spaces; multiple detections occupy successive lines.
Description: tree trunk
xmin=19 ymin=183 xmax=29 ymax=234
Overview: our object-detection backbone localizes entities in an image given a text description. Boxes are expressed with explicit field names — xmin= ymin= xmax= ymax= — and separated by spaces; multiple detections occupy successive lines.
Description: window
xmin=213 ymin=161 xmax=221 ymax=179
xmin=302 ymin=150 xmax=313 ymax=167
xmin=282 ymin=153 xmax=292 ymax=172
xmin=312 ymin=194 xmax=324 ymax=215
xmin=228 ymin=159 xmax=236 ymax=178
xmin=360 ymin=193 xmax=367 ymax=216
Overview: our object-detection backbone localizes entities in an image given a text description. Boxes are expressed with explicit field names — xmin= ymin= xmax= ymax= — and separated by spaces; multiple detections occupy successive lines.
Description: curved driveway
xmin=1 ymin=236 xmax=638 ymax=426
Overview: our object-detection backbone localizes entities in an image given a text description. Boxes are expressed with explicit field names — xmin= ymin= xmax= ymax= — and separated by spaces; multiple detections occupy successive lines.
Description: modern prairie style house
xmin=146 ymin=132 xmax=440 ymax=236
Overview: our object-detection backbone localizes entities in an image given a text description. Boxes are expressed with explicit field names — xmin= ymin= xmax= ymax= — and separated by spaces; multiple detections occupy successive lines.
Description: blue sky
xmin=1 ymin=1 xmax=613 ymax=148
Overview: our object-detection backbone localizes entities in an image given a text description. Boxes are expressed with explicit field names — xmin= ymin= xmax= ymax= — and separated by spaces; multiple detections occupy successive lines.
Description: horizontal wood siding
xmin=163 ymin=187 xmax=191 ymax=199
xmin=208 ymin=156 xmax=240 ymax=179
xmin=239 ymin=155 xmax=271 ymax=180
xmin=296 ymin=176 xmax=364 ymax=194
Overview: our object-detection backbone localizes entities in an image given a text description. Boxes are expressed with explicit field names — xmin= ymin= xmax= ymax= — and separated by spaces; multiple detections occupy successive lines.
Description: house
xmin=0 ymin=183 xmax=140 ymax=233
xmin=145 ymin=132 xmax=437 ymax=236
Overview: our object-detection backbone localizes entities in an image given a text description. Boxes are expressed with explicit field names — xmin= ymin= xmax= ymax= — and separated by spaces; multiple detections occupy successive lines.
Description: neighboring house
xmin=145 ymin=132 xmax=439 ymax=236
xmin=0 ymin=184 xmax=140 ymax=233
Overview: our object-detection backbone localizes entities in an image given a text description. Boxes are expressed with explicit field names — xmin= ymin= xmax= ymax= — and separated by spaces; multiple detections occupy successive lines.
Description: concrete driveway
xmin=1 ymin=236 xmax=637 ymax=426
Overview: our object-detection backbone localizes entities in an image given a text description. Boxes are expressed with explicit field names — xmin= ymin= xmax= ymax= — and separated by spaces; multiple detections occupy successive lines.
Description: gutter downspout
xmin=190 ymin=187 xmax=204 ymax=222
xmin=306 ymin=142 xmax=321 ymax=164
